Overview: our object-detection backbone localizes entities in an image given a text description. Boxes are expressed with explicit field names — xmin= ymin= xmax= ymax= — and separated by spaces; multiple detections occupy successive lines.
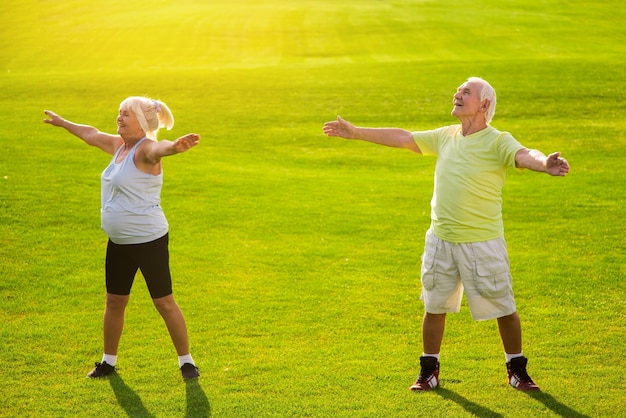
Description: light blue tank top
xmin=101 ymin=137 xmax=168 ymax=244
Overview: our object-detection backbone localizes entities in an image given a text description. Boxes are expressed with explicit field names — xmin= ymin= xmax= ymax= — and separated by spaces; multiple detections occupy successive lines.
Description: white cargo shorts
xmin=419 ymin=229 xmax=517 ymax=320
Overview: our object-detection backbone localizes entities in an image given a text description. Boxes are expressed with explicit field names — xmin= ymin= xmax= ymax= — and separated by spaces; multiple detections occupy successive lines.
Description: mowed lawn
xmin=1 ymin=0 xmax=625 ymax=417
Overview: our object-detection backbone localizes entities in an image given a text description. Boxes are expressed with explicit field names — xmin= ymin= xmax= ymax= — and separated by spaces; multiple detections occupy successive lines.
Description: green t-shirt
xmin=413 ymin=125 xmax=524 ymax=243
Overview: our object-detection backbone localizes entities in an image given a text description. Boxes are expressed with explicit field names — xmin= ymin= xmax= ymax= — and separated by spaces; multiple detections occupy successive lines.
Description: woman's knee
xmin=105 ymin=293 xmax=129 ymax=311
xmin=152 ymin=294 xmax=179 ymax=315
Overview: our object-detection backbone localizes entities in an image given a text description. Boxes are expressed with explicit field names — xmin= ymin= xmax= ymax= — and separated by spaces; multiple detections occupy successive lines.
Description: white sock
xmin=102 ymin=354 xmax=117 ymax=367
xmin=505 ymin=352 xmax=523 ymax=362
xmin=178 ymin=354 xmax=195 ymax=368
xmin=422 ymin=352 xmax=440 ymax=361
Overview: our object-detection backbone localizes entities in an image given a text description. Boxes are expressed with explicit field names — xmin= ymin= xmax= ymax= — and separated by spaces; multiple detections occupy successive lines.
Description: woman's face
xmin=117 ymin=106 xmax=145 ymax=139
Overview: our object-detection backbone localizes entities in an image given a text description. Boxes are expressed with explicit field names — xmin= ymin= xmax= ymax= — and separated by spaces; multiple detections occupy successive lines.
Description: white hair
xmin=467 ymin=77 xmax=497 ymax=124
xmin=119 ymin=96 xmax=174 ymax=139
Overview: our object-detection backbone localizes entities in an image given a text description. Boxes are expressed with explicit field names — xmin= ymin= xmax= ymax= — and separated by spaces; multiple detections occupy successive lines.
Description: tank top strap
xmin=126 ymin=137 xmax=149 ymax=159
xmin=112 ymin=137 xmax=148 ymax=160
xmin=132 ymin=137 xmax=149 ymax=151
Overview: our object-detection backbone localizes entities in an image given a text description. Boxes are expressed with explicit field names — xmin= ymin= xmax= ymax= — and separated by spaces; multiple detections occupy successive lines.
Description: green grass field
xmin=1 ymin=0 xmax=625 ymax=416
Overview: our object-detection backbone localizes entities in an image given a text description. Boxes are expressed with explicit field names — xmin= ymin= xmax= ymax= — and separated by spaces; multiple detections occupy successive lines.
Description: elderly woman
xmin=44 ymin=96 xmax=201 ymax=380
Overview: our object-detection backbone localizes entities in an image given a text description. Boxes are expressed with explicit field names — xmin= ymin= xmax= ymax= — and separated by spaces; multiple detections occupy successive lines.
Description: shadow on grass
xmin=185 ymin=378 xmax=211 ymax=417
xmin=435 ymin=387 xmax=591 ymax=418
xmin=107 ymin=374 xmax=211 ymax=417
xmin=527 ymin=391 xmax=590 ymax=418
xmin=108 ymin=374 xmax=156 ymax=418
xmin=434 ymin=388 xmax=504 ymax=418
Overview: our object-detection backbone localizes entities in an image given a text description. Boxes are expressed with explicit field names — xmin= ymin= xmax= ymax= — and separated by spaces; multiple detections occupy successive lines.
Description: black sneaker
xmin=409 ymin=356 xmax=440 ymax=391
xmin=507 ymin=356 xmax=540 ymax=391
xmin=180 ymin=363 xmax=200 ymax=380
xmin=87 ymin=361 xmax=116 ymax=378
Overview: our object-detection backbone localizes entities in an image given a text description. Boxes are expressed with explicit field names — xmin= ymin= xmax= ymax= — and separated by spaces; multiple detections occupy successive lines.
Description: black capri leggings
xmin=105 ymin=233 xmax=173 ymax=299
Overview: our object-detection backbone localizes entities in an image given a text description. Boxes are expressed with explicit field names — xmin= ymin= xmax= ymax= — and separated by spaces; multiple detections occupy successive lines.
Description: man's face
xmin=451 ymin=81 xmax=485 ymax=120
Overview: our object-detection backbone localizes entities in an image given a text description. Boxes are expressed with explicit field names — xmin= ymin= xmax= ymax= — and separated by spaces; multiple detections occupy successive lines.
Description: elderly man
xmin=323 ymin=77 xmax=569 ymax=391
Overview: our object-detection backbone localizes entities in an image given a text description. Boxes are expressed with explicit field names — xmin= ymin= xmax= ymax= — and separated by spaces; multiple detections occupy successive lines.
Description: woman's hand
xmin=173 ymin=133 xmax=200 ymax=153
xmin=43 ymin=110 xmax=65 ymax=127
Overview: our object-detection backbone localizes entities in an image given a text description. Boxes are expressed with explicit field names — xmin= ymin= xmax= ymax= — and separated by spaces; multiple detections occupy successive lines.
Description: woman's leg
xmin=152 ymin=294 xmax=190 ymax=356
xmin=103 ymin=293 xmax=130 ymax=355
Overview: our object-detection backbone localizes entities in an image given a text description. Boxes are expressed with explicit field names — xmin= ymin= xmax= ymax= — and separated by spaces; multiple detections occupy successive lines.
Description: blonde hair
xmin=467 ymin=77 xmax=497 ymax=124
xmin=119 ymin=96 xmax=174 ymax=139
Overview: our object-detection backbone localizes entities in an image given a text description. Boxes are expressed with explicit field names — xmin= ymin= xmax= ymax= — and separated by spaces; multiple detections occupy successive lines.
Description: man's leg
xmin=497 ymin=311 xmax=522 ymax=354
xmin=497 ymin=312 xmax=539 ymax=391
xmin=423 ymin=312 xmax=446 ymax=354
xmin=410 ymin=312 xmax=446 ymax=391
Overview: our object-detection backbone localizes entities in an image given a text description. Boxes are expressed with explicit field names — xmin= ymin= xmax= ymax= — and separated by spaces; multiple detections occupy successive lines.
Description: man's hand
xmin=545 ymin=152 xmax=570 ymax=176
xmin=323 ymin=116 xmax=356 ymax=139
xmin=323 ymin=116 xmax=420 ymax=152
xmin=516 ymin=148 xmax=570 ymax=176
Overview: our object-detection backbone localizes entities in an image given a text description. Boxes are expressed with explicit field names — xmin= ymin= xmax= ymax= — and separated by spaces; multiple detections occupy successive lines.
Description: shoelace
xmin=417 ymin=368 xmax=436 ymax=382
xmin=513 ymin=368 xmax=533 ymax=382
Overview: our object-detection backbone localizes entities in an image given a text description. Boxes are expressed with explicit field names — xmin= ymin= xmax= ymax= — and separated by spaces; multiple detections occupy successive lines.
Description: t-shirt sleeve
xmin=412 ymin=126 xmax=453 ymax=156
xmin=497 ymin=132 xmax=525 ymax=168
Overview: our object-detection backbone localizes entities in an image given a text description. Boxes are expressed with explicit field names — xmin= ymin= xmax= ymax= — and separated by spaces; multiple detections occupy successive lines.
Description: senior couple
xmin=44 ymin=76 xmax=569 ymax=390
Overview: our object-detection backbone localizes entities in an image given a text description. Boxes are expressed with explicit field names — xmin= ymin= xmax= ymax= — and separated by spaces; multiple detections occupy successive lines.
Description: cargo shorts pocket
xmin=421 ymin=271 xmax=436 ymax=291
xmin=473 ymin=262 xmax=511 ymax=298
xmin=420 ymin=236 xmax=439 ymax=291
